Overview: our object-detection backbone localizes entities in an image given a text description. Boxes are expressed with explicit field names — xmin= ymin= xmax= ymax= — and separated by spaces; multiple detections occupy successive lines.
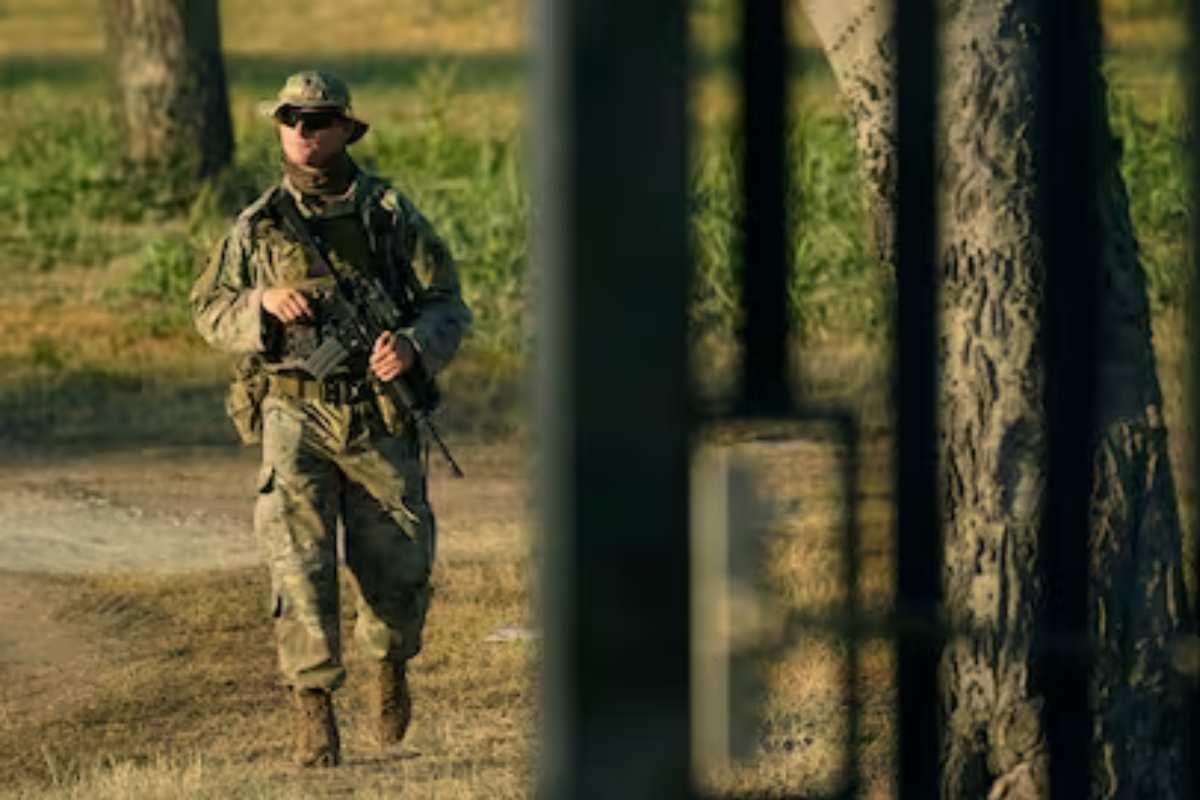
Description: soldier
xmin=190 ymin=70 xmax=471 ymax=767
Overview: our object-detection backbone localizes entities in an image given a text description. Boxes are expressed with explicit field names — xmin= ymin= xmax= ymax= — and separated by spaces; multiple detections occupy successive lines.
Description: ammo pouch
xmin=225 ymin=355 xmax=269 ymax=445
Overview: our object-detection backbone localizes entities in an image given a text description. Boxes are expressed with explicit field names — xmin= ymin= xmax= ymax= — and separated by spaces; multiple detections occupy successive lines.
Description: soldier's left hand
xmin=370 ymin=331 xmax=415 ymax=381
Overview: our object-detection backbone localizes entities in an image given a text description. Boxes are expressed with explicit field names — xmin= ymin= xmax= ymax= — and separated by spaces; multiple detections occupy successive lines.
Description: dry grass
xmin=0 ymin=535 xmax=536 ymax=797
xmin=4 ymin=0 xmax=1173 ymax=57
xmin=0 ymin=0 xmax=525 ymax=56
xmin=0 ymin=374 xmax=909 ymax=798
xmin=0 ymin=301 xmax=204 ymax=367
xmin=0 ymin=323 xmax=1190 ymax=799
xmin=0 ymin=423 xmax=904 ymax=799
xmin=691 ymin=424 xmax=898 ymax=798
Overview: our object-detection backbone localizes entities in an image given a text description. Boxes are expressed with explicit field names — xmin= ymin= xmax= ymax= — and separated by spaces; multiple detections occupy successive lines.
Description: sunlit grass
xmin=0 ymin=530 xmax=535 ymax=797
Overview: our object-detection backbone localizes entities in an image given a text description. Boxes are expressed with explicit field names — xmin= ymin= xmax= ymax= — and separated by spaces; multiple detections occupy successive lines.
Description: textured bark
xmin=800 ymin=1 xmax=897 ymax=266
xmin=102 ymin=0 xmax=233 ymax=178
xmin=801 ymin=1 xmax=1190 ymax=797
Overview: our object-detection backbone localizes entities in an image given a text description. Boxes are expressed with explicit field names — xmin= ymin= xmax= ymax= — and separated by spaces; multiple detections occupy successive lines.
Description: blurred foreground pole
xmin=102 ymin=0 xmax=233 ymax=179
xmin=1036 ymin=0 xmax=1099 ymax=796
xmin=739 ymin=0 xmax=791 ymax=415
xmin=893 ymin=0 xmax=942 ymax=797
xmin=533 ymin=1 xmax=693 ymax=798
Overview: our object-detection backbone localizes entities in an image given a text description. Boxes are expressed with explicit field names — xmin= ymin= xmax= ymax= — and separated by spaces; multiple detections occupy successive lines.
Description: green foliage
xmin=0 ymin=103 xmax=127 ymax=270
xmin=1108 ymin=89 xmax=1192 ymax=311
xmin=0 ymin=92 xmax=237 ymax=273
xmin=788 ymin=111 xmax=889 ymax=339
xmin=691 ymin=109 xmax=888 ymax=343
xmin=128 ymin=234 xmax=200 ymax=302
xmin=0 ymin=55 xmax=1191 ymax=361
xmin=27 ymin=338 xmax=64 ymax=371
xmin=360 ymin=62 xmax=530 ymax=358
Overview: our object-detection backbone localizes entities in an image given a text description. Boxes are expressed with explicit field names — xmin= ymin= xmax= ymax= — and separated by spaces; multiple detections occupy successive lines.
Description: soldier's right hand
xmin=262 ymin=287 xmax=312 ymax=324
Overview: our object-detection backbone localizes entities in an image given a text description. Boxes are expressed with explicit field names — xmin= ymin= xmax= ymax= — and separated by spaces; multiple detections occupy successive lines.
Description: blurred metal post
xmin=533 ymin=1 xmax=693 ymax=798
xmin=893 ymin=1 xmax=942 ymax=797
xmin=1035 ymin=1 xmax=1100 ymax=796
xmin=739 ymin=0 xmax=792 ymax=416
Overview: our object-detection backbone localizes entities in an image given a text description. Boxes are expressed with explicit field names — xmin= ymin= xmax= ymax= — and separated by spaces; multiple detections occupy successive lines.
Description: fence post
xmin=533 ymin=1 xmax=693 ymax=797
xmin=894 ymin=0 xmax=943 ymax=796
xmin=740 ymin=0 xmax=791 ymax=416
xmin=1036 ymin=1 xmax=1100 ymax=796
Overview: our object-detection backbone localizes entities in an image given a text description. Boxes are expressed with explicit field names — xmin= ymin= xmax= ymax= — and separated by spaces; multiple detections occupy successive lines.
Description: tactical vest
xmin=269 ymin=183 xmax=411 ymax=371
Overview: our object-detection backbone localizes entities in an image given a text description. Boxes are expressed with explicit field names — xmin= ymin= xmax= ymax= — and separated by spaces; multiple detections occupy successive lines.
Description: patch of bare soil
xmin=0 ymin=441 xmax=524 ymax=575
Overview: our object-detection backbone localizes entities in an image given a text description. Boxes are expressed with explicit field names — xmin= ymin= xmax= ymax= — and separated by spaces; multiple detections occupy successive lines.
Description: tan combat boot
xmin=292 ymin=688 xmax=341 ymax=767
xmin=368 ymin=660 xmax=412 ymax=748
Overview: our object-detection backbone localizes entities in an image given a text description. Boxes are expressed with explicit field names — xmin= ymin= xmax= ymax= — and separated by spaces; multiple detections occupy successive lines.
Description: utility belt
xmin=267 ymin=373 xmax=374 ymax=405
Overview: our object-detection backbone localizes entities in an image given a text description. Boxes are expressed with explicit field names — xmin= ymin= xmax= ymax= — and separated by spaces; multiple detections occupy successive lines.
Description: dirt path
xmin=0 ymin=470 xmax=258 ymax=575
xmin=0 ymin=442 xmax=523 ymax=576
xmin=0 ymin=446 xmax=263 ymax=739
xmin=0 ymin=446 xmax=262 ymax=574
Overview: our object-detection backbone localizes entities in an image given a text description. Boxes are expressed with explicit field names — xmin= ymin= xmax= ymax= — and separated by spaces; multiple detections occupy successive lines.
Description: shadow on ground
xmin=0 ymin=365 xmax=523 ymax=453
xmin=0 ymin=372 xmax=232 ymax=449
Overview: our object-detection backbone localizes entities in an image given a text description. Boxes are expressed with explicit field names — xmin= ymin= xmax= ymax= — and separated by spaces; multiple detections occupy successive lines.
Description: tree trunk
xmin=800 ymin=1 xmax=1191 ymax=797
xmin=102 ymin=0 xmax=233 ymax=179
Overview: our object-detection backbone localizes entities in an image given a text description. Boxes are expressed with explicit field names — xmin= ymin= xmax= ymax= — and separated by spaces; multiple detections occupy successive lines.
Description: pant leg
xmin=256 ymin=395 xmax=346 ymax=691
xmin=337 ymin=430 xmax=434 ymax=664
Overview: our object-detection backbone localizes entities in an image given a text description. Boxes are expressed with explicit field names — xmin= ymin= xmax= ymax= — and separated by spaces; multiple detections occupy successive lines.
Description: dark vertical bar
xmin=534 ymin=1 xmax=692 ymax=798
xmin=838 ymin=414 xmax=864 ymax=795
xmin=1187 ymin=0 xmax=1200 ymax=796
xmin=739 ymin=0 xmax=791 ymax=415
xmin=1036 ymin=0 xmax=1099 ymax=796
xmin=893 ymin=1 xmax=942 ymax=798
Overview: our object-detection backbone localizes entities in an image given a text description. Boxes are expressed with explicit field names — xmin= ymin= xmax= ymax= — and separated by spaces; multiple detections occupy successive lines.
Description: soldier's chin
xmin=287 ymin=150 xmax=326 ymax=169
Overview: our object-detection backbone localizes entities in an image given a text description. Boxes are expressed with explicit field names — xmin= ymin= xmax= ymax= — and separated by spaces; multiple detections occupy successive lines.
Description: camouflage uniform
xmin=190 ymin=88 xmax=471 ymax=695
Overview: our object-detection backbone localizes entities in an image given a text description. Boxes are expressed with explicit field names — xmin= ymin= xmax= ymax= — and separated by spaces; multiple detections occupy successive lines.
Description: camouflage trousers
xmin=255 ymin=393 xmax=434 ymax=692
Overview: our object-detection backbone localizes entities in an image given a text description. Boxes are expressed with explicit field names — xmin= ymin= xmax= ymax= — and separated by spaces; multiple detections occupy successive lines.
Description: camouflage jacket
xmin=189 ymin=172 xmax=472 ymax=377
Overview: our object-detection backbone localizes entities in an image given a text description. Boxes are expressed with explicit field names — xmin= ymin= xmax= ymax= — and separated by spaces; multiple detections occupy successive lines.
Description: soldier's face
xmin=278 ymin=112 xmax=355 ymax=168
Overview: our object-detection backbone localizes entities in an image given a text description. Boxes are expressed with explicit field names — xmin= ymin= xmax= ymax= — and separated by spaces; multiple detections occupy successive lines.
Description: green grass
xmin=0 ymin=59 xmax=530 ymax=358
xmin=6 ymin=64 xmax=1187 ymax=349
xmin=1108 ymin=86 xmax=1193 ymax=311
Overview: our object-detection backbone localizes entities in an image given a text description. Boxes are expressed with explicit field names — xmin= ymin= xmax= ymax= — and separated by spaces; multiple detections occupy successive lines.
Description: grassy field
xmin=0 ymin=0 xmax=1195 ymax=798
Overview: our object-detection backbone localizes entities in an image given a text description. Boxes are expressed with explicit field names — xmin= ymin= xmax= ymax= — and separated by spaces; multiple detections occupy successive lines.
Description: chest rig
xmin=268 ymin=181 xmax=417 ymax=368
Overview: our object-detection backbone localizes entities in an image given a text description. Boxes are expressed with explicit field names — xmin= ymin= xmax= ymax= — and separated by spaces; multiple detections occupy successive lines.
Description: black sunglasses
xmin=276 ymin=107 xmax=345 ymax=131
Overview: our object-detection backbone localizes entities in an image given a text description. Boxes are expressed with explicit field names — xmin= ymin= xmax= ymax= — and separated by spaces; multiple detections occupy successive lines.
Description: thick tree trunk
xmin=102 ymin=0 xmax=233 ymax=179
xmin=801 ymin=1 xmax=1190 ymax=797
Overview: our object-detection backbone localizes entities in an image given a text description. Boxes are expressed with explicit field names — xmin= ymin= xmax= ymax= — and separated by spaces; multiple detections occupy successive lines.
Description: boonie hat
xmin=260 ymin=70 xmax=369 ymax=144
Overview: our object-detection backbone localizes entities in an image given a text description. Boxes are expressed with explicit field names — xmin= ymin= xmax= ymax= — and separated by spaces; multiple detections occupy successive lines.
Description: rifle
xmin=277 ymin=197 xmax=465 ymax=479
